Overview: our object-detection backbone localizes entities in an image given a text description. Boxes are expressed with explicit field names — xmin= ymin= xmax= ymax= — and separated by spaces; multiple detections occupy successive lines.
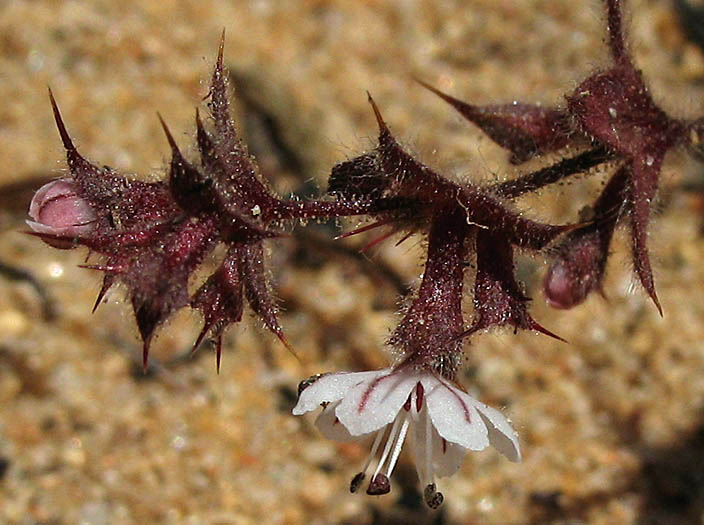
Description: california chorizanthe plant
xmin=26 ymin=0 xmax=704 ymax=510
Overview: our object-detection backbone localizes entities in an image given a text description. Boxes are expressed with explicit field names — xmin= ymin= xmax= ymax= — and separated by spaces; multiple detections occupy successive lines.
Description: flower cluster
xmin=28 ymin=0 xmax=703 ymax=510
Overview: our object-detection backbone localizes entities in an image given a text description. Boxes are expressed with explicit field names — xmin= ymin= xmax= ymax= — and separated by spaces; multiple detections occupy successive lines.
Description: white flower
xmin=293 ymin=365 xmax=521 ymax=508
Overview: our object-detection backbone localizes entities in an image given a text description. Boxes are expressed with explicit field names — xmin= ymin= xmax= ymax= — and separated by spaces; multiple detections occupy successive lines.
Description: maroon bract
xmin=416 ymin=79 xmax=577 ymax=165
xmin=465 ymin=229 xmax=565 ymax=342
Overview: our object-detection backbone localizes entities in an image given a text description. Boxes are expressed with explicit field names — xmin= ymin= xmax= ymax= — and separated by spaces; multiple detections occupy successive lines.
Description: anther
xmin=424 ymin=484 xmax=444 ymax=509
xmin=415 ymin=382 xmax=424 ymax=412
xmin=350 ymin=472 xmax=365 ymax=493
xmin=366 ymin=474 xmax=391 ymax=495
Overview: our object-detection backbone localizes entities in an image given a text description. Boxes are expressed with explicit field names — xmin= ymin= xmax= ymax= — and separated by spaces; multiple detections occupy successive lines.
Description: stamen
xmin=424 ymin=483 xmax=444 ymax=509
xmin=350 ymin=429 xmax=386 ymax=493
xmin=425 ymin=406 xmax=433 ymax=487
xmin=385 ymin=416 xmax=410 ymax=478
xmin=361 ymin=428 xmax=385 ymax=473
xmin=371 ymin=416 xmax=402 ymax=482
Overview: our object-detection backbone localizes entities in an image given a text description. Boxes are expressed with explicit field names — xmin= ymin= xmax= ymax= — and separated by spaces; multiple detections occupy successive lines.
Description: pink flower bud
xmin=27 ymin=179 xmax=97 ymax=249
xmin=543 ymin=230 xmax=605 ymax=310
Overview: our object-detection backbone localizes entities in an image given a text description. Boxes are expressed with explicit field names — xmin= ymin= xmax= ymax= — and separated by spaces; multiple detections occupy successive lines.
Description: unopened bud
xmin=544 ymin=229 xmax=604 ymax=309
xmin=27 ymin=179 xmax=96 ymax=249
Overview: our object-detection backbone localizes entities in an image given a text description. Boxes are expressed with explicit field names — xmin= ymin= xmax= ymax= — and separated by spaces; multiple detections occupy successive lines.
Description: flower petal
xmin=26 ymin=219 xmax=90 ymax=238
xmin=423 ymin=377 xmax=490 ymax=451
xmin=476 ymin=404 xmax=522 ymax=462
xmin=315 ymin=401 xmax=366 ymax=442
xmin=410 ymin=410 xmax=466 ymax=482
xmin=292 ymin=370 xmax=383 ymax=416
xmin=433 ymin=439 xmax=466 ymax=478
xmin=335 ymin=368 xmax=420 ymax=436
xmin=29 ymin=178 xmax=75 ymax=220
xmin=25 ymin=220 xmax=64 ymax=237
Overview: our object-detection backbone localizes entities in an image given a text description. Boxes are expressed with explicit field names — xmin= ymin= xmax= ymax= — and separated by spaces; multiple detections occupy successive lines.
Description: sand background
xmin=2 ymin=0 xmax=704 ymax=523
